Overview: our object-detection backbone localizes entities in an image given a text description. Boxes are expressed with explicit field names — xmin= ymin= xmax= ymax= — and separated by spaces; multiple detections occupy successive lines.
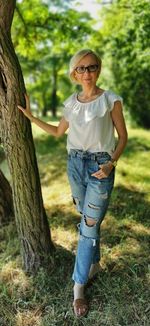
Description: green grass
xmin=0 ymin=123 xmax=150 ymax=326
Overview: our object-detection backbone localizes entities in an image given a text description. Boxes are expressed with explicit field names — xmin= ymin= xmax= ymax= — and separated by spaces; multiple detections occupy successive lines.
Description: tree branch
xmin=15 ymin=5 xmax=29 ymax=37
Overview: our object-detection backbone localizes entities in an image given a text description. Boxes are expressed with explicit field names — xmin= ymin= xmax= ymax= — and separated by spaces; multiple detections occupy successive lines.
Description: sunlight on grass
xmin=1 ymin=260 xmax=30 ymax=294
xmin=130 ymin=223 xmax=150 ymax=235
xmin=41 ymin=174 xmax=71 ymax=208
xmin=52 ymin=227 xmax=77 ymax=253
xmin=16 ymin=309 xmax=42 ymax=326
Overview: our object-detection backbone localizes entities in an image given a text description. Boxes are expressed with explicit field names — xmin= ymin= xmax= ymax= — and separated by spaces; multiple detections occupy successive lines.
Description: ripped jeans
xmin=67 ymin=149 xmax=115 ymax=284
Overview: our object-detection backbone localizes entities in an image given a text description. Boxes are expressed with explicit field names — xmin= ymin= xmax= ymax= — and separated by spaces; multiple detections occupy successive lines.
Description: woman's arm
xmin=18 ymin=94 xmax=69 ymax=137
xmin=92 ymin=100 xmax=128 ymax=179
xmin=110 ymin=100 xmax=128 ymax=161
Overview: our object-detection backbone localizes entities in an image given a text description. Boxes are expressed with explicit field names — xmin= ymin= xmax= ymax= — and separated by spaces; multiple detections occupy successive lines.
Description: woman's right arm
xmin=18 ymin=94 xmax=69 ymax=137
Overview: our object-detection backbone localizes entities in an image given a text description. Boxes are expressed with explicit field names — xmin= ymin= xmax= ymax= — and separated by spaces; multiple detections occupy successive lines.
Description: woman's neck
xmin=79 ymin=86 xmax=103 ymax=100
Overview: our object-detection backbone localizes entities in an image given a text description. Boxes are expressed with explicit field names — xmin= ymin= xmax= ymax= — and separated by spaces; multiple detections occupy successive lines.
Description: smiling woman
xmin=69 ymin=49 xmax=101 ymax=84
xmin=18 ymin=47 xmax=127 ymax=318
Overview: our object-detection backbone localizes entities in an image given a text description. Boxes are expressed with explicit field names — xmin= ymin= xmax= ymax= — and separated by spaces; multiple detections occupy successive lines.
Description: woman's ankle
xmin=73 ymin=282 xmax=85 ymax=301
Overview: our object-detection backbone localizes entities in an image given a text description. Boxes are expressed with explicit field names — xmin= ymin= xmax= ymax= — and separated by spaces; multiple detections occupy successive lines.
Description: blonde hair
xmin=69 ymin=49 xmax=102 ymax=83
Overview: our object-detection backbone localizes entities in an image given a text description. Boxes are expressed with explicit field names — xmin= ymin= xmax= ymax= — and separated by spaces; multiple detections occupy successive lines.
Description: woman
xmin=18 ymin=49 xmax=128 ymax=318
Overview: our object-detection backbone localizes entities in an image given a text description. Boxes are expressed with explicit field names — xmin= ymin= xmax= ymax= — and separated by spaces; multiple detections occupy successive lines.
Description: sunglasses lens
xmin=76 ymin=66 xmax=85 ymax=73
xmin=88 ymin=65 xmax=98 ymax=72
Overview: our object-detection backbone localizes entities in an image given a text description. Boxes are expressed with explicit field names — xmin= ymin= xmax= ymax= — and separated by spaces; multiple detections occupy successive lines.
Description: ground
xmin=0 ymin=122 xmax=150 ymax=326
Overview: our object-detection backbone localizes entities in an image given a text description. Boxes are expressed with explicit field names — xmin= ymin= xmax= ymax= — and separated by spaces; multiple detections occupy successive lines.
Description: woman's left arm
xmin=110 ymin=100 xmax=128 ymax=162
xmin=92 ymin=100 xmax=127 ymax=179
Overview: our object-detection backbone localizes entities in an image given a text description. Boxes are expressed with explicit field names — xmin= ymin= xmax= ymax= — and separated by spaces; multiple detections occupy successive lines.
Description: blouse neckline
xmin=76 ymin=90 xmax=107 ymax=105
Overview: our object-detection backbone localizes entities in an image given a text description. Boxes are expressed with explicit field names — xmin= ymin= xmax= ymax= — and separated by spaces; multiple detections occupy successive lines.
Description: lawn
xmin=0 ymin=122 xmax=150 ymax=326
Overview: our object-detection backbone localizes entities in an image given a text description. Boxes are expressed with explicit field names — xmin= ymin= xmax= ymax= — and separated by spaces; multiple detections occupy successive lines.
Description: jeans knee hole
xmin=73 ymin=196 xmax=79 ymax=206
xmin=84 ymin=215 xmax=97 ymax=227
xmin=88 ymin=203 xmax=100 ymax=210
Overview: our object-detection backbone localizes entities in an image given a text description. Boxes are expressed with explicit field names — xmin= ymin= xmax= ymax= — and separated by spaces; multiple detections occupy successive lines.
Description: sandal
xmin=73 ymin=298 xmax=89 ymax=317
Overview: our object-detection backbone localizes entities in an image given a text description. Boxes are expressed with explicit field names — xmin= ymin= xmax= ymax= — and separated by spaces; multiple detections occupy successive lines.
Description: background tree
xmin=12 ymin=0 xmax=93 ymax=117
xmin=0 ymin=0 xmax=53 ymax=273
xmin=97 ymin=0 xmax=150 ymax=128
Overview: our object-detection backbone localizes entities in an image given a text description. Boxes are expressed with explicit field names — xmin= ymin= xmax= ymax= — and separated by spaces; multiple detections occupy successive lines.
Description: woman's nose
xmin=84 ymin=69 xmax=90 ymax=74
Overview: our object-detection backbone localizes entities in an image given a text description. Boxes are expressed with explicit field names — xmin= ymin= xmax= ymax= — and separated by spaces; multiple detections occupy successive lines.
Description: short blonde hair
xmin=69 ymin=49 xmax=102 ymax=83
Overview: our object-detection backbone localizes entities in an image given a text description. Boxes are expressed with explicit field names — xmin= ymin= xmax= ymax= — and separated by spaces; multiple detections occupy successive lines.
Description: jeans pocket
xmin=96 ymin=153 xmax=111 ymax=166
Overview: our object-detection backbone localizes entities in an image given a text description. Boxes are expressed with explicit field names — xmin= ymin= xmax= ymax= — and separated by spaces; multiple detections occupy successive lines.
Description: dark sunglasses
xmin=75 ymin=64 xmax=99 ymax=74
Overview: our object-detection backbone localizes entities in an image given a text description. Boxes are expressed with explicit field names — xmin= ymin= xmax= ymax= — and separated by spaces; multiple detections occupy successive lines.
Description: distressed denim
xmin=67 ymin=149 xmax=115 ymax=284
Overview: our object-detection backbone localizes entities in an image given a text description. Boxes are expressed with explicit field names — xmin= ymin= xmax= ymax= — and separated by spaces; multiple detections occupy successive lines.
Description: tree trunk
xmin=0 ymin=0 xmax=54 ymax=273
xmin=0 ymin=169 xmax=14 ymax=225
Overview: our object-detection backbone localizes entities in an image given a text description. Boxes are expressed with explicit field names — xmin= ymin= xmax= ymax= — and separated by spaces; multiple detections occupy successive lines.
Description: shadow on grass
xmin=47 ymin=206 xmax=80 ymax=231
xmin=123 ymin=136 xmax=150 ymax=158
xmin=34 ymin=134 xmax=68 ymax=184
xmin=1 ymin=195 xmax=150 ymax=325
xmin=47 ymin=184 xmax=150 ymax=230
xmin=34 ymin=132 xmax=150 ymax=159
xmin=46 ymin=183 xmax=150 ymax=278
xmin=110 ymin=185 xmax=150 ymax=226
xmin=0 ymin=236 xmax=76 ymax=326
xmin=33 ymin=244 xmax=75 ymax=294
xmin=34 ymin=134 xmax=67 ymax=156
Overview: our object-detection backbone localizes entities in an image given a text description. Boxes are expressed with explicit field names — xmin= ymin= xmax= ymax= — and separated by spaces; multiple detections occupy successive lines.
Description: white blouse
xmin=63 ymin=90 xmax=123 ymax=155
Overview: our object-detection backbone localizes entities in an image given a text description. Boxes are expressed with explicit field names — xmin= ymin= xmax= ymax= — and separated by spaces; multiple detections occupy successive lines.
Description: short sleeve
xmin=62 ymin=94 xmax=76 ymax=121
xmin=63 ymin=106 xmax=70 ymax=121
xmin=107 ymin=91 xmax=123 ymax=112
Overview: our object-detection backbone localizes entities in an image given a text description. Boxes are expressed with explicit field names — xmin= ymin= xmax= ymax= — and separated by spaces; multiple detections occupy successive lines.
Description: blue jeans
xmin=67 ymin=149 xmax=115 ymax=284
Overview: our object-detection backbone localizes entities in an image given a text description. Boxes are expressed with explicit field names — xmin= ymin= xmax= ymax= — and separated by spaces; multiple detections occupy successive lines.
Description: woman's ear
xmin=74 ymin=71 xmax=77 ymax=80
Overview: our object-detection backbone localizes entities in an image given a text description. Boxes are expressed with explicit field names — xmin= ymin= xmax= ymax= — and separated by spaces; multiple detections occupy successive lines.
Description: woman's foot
xmin=73 ymin=298 xmax=88 ymax=317
xmin=73 ymin=283 xmax=88 ymax=317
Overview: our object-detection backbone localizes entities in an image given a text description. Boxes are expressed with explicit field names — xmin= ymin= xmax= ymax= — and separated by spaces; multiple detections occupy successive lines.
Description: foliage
xmin=13 ymin=0 xmax=93 ymax=116
xmin=0 ymin=123 xmax=150 ymax=325
xmin=13 ymin=0 xmax=150 ymax=126
xmin=97 ymin=0 xmax=150 ymax=128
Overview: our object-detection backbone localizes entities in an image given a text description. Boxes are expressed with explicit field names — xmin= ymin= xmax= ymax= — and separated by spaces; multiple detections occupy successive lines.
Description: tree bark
xmin=0 ymin=0 xmax=54 ymax=273
xmin=0 ymin=169 xmax=14 ymax=225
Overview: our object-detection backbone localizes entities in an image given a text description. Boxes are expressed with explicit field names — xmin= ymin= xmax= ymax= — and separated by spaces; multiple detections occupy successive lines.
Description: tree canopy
xmin=13 ymin=0 xmax=93 ymax=116
xmin=12 ymin=0 xmax=150 ymax=126
xmin=98 ymin=0 xmax=150 ymax=127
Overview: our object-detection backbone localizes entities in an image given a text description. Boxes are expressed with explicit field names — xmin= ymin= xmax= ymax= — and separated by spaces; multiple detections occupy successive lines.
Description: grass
xmin=0 ymin=121 xmax=150 ymax=326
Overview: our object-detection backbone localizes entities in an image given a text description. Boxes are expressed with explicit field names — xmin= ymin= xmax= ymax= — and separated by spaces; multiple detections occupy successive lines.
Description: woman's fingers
xmin=18 ymin=105 xmax=25 ymax=112
xmin=91 ymin=171 xmax=106 ymax=179
xmin=91 ymin=163 xmax=113 ymax=179
xmin=24 ymin=93 xmax=30 ymax=110
xmin=18 ymin=94 xmax=30 ymax=110
xmin=91 ymin=168 xmax=105 ymax=178
xmin=18 ymin=93 xmax=31 ymax=117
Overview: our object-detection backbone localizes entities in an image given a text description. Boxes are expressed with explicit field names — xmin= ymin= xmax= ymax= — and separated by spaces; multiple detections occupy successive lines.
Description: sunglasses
xmin=75 ymin=64 xmax=99 ymax=74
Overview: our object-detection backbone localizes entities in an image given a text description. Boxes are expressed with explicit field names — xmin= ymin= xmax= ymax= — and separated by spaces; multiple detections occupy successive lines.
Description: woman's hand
xmin=18 ymin=94 xmax=33 ymax=121
xmin=91 ymin=161 xmax=114 ymax=179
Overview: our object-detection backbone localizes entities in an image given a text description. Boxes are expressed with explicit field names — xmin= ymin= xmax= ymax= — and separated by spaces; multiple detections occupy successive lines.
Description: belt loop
xmin=92 ymin=239 xmax=96 ymax=247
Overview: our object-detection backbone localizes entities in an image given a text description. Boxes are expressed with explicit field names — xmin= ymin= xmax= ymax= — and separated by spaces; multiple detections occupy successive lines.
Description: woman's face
xmin=73 ymin=54 xmax=100 ymax=87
